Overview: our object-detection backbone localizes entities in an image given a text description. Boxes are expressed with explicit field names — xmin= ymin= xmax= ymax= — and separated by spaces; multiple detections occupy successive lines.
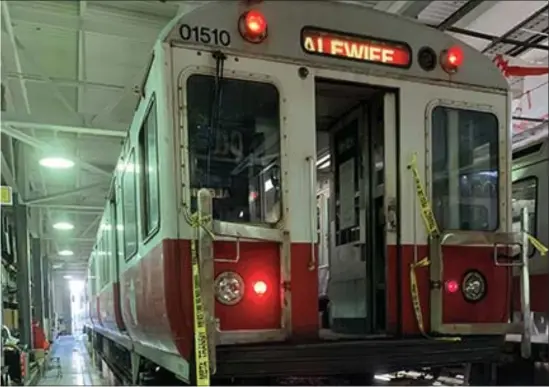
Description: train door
xmin=511 ymin=140 xmax=549 ymax=343
xmin=315 ymin=78 xmax=397 ymax=335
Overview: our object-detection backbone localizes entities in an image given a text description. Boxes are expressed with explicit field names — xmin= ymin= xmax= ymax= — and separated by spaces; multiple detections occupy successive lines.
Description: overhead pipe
xmin=507 ymin=27 xmax=549 ymax=57
xmin=437 ymin=0 xmax=484 ymax=31
xmin=440 ymin=26 xmax=549 ymax=51
xmin=481 ymin=5 xmax=549 ymax=53
xmin=2 ymin=120 xmax=126 ymax=138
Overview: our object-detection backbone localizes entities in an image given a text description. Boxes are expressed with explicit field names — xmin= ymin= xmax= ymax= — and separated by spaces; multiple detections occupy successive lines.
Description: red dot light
xmin=239 ymin=10 xmax=268 ymax=43
xmin=441 ymin=46 xmax=464 ymax=73
xmin=446 ymin=46 xmax=463 ymax=67
xmin=245 ymin=10 xmax=267 ymax=36
xmin=253 ymin=280 xmax=267 ymax=296
xmin=445 ymin=280 xmax=459 ymax=294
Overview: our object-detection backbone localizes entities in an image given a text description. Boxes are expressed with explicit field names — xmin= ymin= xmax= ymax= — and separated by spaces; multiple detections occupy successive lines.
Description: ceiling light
xmin=39 ymin=157 xmax=75 ymax=169
xmin=316 ymin=154 xmax=330 ymax=166
xmin=53 ymin=221 xmax=74 ymax=231
xmin=319 ymin=161 xmax=331 ymax=169
xmin=52 ymin=263 xmax=64 ymax=269
xmin=63 ymin=275 xmax=72 ymax=279
xmin=58 ymin=250 xmax=74 ymax=257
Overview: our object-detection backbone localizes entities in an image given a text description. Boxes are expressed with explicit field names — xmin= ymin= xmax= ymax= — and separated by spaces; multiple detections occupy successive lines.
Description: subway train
xmin=85 ymin=1 xmax=542 ymax=385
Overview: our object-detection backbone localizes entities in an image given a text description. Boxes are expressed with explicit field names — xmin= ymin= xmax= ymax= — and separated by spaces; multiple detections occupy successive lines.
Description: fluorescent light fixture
xmin=63 ymin=275 xmax=72 ymax=279
xmin=264 ymin=179 xmax=274 ymax=192
xmin=316 ymin=154 xmax=330 ymax=166
xmin=58 ymin=250 xmax=74 ymax=256
xmin=39 ymin=157 xmax=75 ymax=169
xmin=52 ymin=263 xmax=64 ymax=269
xmin=53 ymin=221 xmax=74 ymax=231
xmin=319 ymin=161 xmax=330 ymax=169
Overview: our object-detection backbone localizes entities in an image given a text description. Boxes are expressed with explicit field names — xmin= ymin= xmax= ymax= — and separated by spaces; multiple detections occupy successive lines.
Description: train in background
xmin=509 ymin=137 xmax=548 ymax=357
xmin=85 ymin=1 xmax=542 ymax=385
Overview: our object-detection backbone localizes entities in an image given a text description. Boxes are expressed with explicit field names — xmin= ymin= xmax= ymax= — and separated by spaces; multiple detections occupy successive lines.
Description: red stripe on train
xmin=122 ymin=239 xmax=318 ymax=361
xmin=512 ymin=274 xmax=549 ymax=312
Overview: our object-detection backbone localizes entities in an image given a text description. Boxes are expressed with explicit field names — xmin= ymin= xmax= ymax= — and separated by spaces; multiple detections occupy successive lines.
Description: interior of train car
xmin=313 ymin=78 xmax=389 ymax=335
xmin=313 ymin=78 xmax=502 ymax=337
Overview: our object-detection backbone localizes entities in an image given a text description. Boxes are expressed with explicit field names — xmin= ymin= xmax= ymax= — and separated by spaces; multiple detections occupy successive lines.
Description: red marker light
xmin=245 ymin=10 xmax=267 ymax=35
xmin=445 ymin=280 xmax=459 ymax=294
xmin=441 ymin=46 xmax=463 ymax=74
xmin=447 ymin=46 xmax=463 ymax=67
xmin=252 ymin=280 xmax=267 ymax=296
xmin=239 ymin=10 xmax=268 ymax=43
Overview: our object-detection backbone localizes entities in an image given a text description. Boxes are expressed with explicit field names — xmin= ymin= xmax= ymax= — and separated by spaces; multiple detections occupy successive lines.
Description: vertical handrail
xmin=519 ymin=207 xmax=532 ymax=359
xmin=197 ymin=188 xmax=217 ymax=374
xmin=307 ymin=156 xmax=316 ymax=271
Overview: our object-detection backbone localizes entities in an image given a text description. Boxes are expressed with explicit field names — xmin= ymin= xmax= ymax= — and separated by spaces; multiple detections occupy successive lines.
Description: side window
xmin=512 ymin=177 xmax=537 ymax=256
xmin=89 ymin=255 xmax=96 ymax=296
xmin=104 ymin=208 xmax=112 ymax=283
xmin=431 ymin=106 xmax=499 ymax=231
xmin=139 ymin=97 xmax=160 ymax=237
xmin=101 ymin=236 xmax=108 ymax=288
xmin=109 ymin=200 xmax=118 ymax=277
xmin=122 ymin=151 xmax=139 ymax=260
xmin=115 ymin=188 xmax=125 ymax=263
xmin=186 ymin=75 xmax=281 ymax=224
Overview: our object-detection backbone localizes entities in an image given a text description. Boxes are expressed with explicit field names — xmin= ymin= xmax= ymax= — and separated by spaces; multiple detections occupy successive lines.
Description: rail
xmin=519 ymin=208 xmax=532 ymax=359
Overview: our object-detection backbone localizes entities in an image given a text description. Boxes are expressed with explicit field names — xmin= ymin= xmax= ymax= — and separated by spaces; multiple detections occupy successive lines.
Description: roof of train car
xmin=159 ymin=1 xmax=509 ymax=91
xmin=512 ymin=137 xmax=549 ymax=169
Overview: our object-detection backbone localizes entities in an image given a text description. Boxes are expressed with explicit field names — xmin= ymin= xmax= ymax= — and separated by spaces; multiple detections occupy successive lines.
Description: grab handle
xmin=307 ymin=156 xmax=316 ymax=271
xmin=519 ymin=208 xmax=532 ymax=359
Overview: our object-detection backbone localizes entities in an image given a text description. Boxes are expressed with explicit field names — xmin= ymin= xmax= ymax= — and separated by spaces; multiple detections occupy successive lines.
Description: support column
xmin=50 ymin=269 xmax=57 ymax=339
xmin=43 ymin=257 xmax=51 ymax=339
xmin=31 ymin=237 xmax=45 ymax=329
xmin=14 ymin=193 xmax=33 ymax=348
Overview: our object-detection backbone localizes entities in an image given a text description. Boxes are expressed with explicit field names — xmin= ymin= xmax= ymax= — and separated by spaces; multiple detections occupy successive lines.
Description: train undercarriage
xmin=85 ymin=326 xmax=548 ymax=386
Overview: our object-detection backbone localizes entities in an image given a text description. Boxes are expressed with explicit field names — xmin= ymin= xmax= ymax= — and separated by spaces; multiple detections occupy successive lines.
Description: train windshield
xmin=431 ymin=107 xmax=499 ymax=231
xmin=186 ymin=74 xmax=281 ymax=224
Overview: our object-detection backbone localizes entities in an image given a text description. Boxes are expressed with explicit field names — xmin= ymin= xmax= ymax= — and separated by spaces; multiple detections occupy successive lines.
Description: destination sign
xmin=301 ymin=27 xmax=412 ymax=68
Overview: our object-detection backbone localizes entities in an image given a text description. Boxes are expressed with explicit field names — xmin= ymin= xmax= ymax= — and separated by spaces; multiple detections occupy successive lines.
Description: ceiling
xmin=1 ymin=0 xmax=548 ymax=277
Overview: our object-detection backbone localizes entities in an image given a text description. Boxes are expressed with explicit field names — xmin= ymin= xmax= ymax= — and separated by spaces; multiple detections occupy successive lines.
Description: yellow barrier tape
xmin=184 ymin=210 xmax=214 ymax=386
xmin=409 ymin=257 xmax=430 ymax=337
xmin=407 ymin=154 xmax=460 ymax=341
xmin=527 ymin=234 xmax=548 ymax=256
xmin=408 ymin=153 xmax=440 ymax=239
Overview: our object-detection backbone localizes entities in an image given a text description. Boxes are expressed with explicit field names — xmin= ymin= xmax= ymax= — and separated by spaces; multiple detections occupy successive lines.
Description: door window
xmin=512 ymin=177 xmax=537 ymax=256
xmin=431 ymin=106 xmax=499 ymax=231
xmin=186 ymin=74 xmax=281 ymax=224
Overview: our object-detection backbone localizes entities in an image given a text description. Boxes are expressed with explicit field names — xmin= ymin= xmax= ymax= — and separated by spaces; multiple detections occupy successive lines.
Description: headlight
xmin=461 ymin=271 xmax=486 ymax=302
xmin=214 ymin=272 xmax=245 ymax=305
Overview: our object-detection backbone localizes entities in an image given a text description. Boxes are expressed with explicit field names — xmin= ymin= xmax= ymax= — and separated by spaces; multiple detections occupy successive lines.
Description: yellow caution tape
xmin=409 ymin=257 xmax=430 ymax=337
xmin=408 ymin=153 xmax=440 ymax=239
xmin=407 ymin=154 xmax=460 ymax=341
xmin=184 ymin=210 xmax=214 ymax=386
xmin=527 ymin=234 xmax=548 ymax=256
xmin=407 ymin=153 xmax=547 ymax=340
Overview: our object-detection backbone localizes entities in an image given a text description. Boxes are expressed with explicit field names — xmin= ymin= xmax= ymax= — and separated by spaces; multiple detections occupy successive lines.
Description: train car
xmin=87 ymin=251 xmax=99 ymax=328
xmin=87 ymin=1 xmax=538 ymax=384
xmin=509 ymin=137 xmax=549 ymax=359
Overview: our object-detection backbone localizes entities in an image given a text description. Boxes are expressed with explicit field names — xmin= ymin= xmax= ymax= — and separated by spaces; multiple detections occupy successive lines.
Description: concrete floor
xmin=38 ymin=335 xmax=104 ymax=386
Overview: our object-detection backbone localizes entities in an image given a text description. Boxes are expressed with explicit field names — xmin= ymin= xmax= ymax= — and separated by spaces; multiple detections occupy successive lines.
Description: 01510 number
xmin=179 ymin=24 xmax=231 ymax=47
